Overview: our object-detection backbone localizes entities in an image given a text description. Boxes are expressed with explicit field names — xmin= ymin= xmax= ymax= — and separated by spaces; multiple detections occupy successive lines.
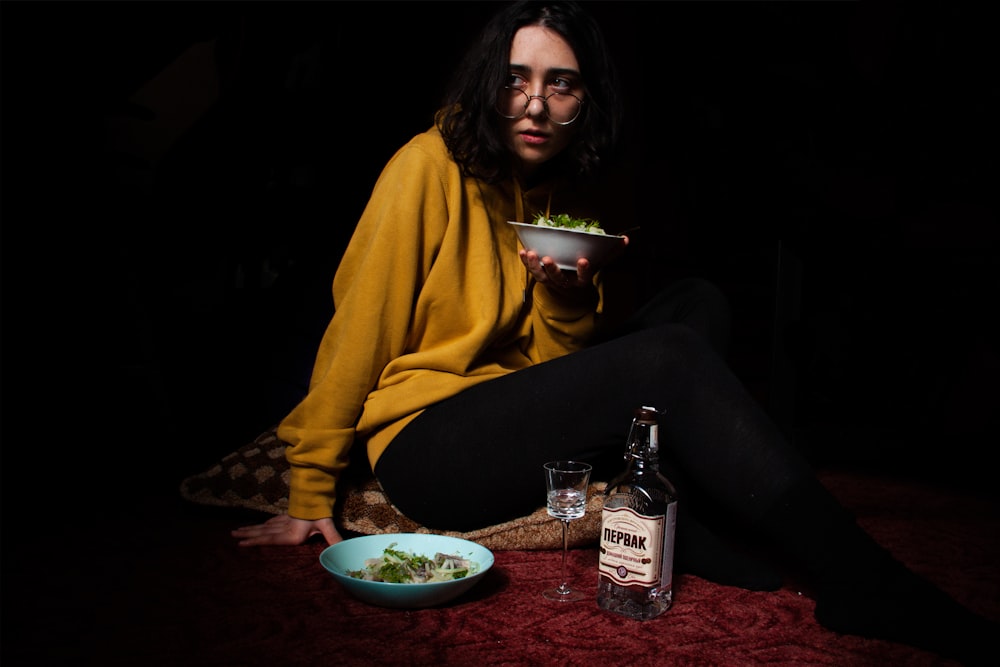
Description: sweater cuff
xmin=286 ymin=465 xmax=338 ymax=520
xmin=533 ymin=281 xmax=599 ymax=318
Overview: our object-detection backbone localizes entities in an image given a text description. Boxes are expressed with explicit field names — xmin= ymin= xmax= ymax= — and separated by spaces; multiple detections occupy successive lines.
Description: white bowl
xmin=319 ymin=533 xmax=495 ymax=609
xmin=508 ymin=221 xmax=626 ymax=271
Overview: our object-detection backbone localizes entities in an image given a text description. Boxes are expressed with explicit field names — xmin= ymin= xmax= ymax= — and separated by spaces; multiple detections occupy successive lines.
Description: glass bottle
xmin=596 ymin=406 xmax=678 ymax=620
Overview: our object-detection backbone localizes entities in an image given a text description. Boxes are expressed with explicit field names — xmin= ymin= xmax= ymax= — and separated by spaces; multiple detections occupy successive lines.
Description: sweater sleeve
xmin=527 ymin=275 xmax=604 ymax=361
xmin=277 ymin=137 xmax=449 ymax=520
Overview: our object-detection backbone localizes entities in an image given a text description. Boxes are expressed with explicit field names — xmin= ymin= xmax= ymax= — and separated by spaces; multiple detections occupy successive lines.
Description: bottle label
xmin=598 ymin=501 xmax=676 ymax=589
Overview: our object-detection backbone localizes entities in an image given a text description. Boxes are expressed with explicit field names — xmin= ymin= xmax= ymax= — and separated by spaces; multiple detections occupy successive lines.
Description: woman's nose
xmin=524 ymin=95 xmax=547 ymax=119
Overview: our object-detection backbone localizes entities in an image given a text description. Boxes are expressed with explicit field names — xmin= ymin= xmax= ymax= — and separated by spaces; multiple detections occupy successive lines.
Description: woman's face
xmin=502 ymin=25 xmax=583 ymax=178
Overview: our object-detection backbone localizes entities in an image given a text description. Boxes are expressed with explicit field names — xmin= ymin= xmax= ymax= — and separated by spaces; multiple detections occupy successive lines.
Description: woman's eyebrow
xmin=509 ymin=63 xmax=582 ymax=78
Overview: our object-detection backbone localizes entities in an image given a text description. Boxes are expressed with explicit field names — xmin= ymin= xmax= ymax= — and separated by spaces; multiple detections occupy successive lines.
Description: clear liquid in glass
xmin=547 ymin=488 xmax=586 ymax=520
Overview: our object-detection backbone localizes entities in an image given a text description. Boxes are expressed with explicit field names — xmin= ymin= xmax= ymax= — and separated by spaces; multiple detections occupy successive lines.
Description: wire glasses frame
xmin=495 ymin=87 xmax=584 ymax=125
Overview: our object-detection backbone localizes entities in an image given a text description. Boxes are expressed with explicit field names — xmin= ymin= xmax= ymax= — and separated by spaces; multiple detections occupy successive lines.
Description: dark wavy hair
xmin=437 ymin=1 xmax=624 ymax=185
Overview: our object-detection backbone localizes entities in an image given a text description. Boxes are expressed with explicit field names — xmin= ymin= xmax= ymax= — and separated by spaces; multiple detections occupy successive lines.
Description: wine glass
xmin=542 ymin=460 xmax=593 ymax=602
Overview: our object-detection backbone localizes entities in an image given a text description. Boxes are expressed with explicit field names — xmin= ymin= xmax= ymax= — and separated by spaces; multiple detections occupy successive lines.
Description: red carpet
xmin=6 ymin=468 xmax=998 ymax=666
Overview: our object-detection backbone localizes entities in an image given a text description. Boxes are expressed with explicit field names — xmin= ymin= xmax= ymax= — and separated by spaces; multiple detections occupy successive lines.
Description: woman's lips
xmin=520 ymin=131 xmax=549 ymax=145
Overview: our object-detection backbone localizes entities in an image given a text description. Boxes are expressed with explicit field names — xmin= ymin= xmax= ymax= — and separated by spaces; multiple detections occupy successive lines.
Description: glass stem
xmin=559 ymin=518 xmax=571 ymax=593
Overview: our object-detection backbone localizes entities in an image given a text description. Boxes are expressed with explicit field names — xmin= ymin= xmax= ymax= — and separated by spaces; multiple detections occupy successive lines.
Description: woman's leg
xmin=377 ymin=322 xmax=808 ymax=532
xmin=612 ymin=277 xmax=733 ymax=357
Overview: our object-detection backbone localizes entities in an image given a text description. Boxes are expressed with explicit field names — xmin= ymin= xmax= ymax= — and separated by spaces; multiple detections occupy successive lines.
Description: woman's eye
xmin=551 ymin=77 xmax=573 ymax=91
xmin=506 ymin=73 xmax=527 ymax=88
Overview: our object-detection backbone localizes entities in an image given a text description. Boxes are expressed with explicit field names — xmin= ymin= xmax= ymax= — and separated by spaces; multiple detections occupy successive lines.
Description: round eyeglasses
xmin=496 ymin=87 xmax=584 ymax=125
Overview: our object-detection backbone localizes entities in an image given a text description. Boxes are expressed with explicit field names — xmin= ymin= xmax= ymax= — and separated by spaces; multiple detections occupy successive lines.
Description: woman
xmin=234 ymin=2 xmax=995 ymax=663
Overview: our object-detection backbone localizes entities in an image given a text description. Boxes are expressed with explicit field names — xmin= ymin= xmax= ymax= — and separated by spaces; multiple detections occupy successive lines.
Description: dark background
xmin=3 ymin=0 xmax=997 ymax=525
xmin=1 ymin=3 xmax=998 ymax=664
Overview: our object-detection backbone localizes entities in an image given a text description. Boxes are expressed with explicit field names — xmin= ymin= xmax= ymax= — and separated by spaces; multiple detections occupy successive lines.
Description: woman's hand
xmin=520 ymin=249 xmax=593 ymax=292
xmin=232 ymin=514 xmax=343 ymax=547
xmin=520 ymin=234 xmax=628 ymax=293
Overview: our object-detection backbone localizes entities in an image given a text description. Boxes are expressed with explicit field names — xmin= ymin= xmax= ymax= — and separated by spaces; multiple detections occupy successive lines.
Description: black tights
xmin=376 ymin=278 xmax=811 ymax=533
xmin=377 ymin=278 xmax=999 ymax=663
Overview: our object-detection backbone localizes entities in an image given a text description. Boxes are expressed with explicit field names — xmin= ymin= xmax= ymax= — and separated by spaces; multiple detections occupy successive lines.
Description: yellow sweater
xmin=278 ymin=125 xmax=607 ymax=520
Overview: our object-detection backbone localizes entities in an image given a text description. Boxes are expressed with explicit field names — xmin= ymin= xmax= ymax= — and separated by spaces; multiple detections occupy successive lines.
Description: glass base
xmin=542 ymin=586 xmax=589 ymax=602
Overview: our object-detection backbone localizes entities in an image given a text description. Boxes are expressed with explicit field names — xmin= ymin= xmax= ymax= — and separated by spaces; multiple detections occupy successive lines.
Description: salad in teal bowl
xmin=320 ymin=533 xmax=495 ymax=609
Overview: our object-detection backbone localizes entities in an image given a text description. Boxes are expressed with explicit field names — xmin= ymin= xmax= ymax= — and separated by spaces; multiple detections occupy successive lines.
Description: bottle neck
xmin=627 ymin=422 xmax=659 ymax=467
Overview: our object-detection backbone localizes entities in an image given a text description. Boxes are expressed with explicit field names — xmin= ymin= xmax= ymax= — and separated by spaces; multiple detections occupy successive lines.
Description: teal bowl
xmin=319 ymin=533 xmax=495 ymax=609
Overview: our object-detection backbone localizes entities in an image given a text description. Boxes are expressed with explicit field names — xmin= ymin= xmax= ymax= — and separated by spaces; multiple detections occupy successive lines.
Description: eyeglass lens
xmin=497 ymin=88 xmax=582 ymax=124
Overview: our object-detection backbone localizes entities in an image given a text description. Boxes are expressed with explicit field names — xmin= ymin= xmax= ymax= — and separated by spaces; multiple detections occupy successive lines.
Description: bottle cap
xmin=634 ymin=406 xmax=660 ymax=422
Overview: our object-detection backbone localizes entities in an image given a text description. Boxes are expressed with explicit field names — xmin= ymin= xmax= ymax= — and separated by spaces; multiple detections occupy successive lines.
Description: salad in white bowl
xmin=508 ymin=213 xmax=626 ymax=271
